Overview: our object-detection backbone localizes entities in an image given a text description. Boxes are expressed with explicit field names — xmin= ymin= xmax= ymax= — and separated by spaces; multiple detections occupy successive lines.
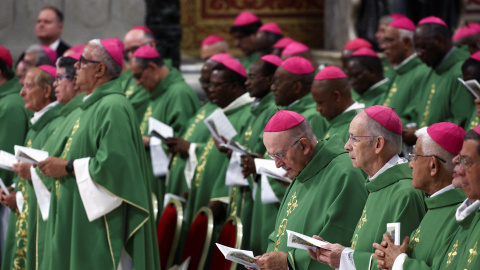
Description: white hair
xmin=415 ymin=127 xmax=455 ymax=174
xmin=88 ymin=39 xmax=122 ymax=79
xmin=25 ymin=44 xmax=52 ymax=65
xmin=398 ymin=28 xmax=414 ymax=41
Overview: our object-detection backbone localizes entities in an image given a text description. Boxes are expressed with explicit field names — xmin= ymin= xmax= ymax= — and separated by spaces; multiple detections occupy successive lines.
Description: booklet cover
xmin=204 ymin=109 xmax=237 ymax=143
xmin=286 ymin=230 xmax=330 ymax=251
xmin=254 ymin=158 xmax=292 ymax=183
xmin=148 ymin=117 xmax=174 ymax=143
xmin=215 ymin=243 xmax=259 ymax=269
xmin=0 ymin=150 xmax=18 ymax=171
xmin=458 ymin=78 xmax=480 ymax=100
xmin=386 ymin=222 xmax=401 ymax=245
xmin=14 ymin=146 xmax=48 ymax=165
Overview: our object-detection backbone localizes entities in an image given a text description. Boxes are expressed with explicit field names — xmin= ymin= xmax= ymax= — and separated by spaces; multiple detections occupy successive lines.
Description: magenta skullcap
xmin=389 ymin=17 xmax=416 ymax=31
xmin=418 ymin=16 xmax=447 ymax=27
xmin=70 ymin=44 xmax=86 ymax=54
xmin=100 ymin=39 xmax=123 ymax=67
xmin=314 ymin=65 xmax=347 ymax=81
xmin=221 ymin=58 xmax=247 ymax=77
xmin=104 ymin=37 xmax=124 ymax=52
xmin=427 ymin=122 xmax=465 ymax=155
xmin=264 ymin=110 xmax=305 ymax=132
xmin=343 ymin=38 xmax=372 ymax=50
xmin=468 ymin=22 xmax=480 ymax=31
xmin=131 ymin=25 xmax=154 ymax=35
xmin=67 ymin=52 xmax=81 ymax=61
xmin=232 ymin=11 xmax=260 ymax=27
xmin=258 ymin=22 xmax=282 ymax=35
xmin=133 ymin=45 xmax=160 ymax=59
xmin=273 ymin=37 xmax=295 ymax=49
xmin=352 ymin=47 xmax=378 ymax=57
xmin=281 ymin=42 xmax=309 ymax=56
xmin=201 ymin=35 xmax=225 ymax=46
xmin=281 ymin=56 xmax=314 ymax=75
xmin=208 ymin=53 xmax=233 ymax=62
xmin=260 ymin=54 xmax=282 ymax=67
xmin=41 ymin=45 xmax=58 ymax=66
xmin=453 ymin=25 xmax=480 ymax=41
xmin=390 ymin=13 xmax=407 ymax=20
xmin=364 ymin=105 xmax=402 ymax=134
xmin=0 ymin=46 xmax=13 ymax=68
xmin=37 ymin=65 xmax=56 ymax=79
xmin=471 ymin=51 xmax=480 ymax=62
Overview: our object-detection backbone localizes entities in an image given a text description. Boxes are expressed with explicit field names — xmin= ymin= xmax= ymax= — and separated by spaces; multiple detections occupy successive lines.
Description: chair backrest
xmin=157 ymin=198 xmax=183 ymax=270
xmin=181 ymin=207 xmax=214 ymax=270
xmin=209 ymin=215 xmax=243 ymax=270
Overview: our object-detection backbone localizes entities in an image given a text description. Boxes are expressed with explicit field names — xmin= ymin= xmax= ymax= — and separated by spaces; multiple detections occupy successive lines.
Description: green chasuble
xmin=239 ymin=53 xmax=260 ymax=72
xmin=266 ymin=135 xmax=368 ymax=269
xmin=39 ymin=80 xmax=160 ymax=269
xmin=322 ymin=108 xmax=359 ymax=143
xmin=356 ymin=78 xmax=389 ymax=108
xmin=2 ymin=103 xmax=62 ymax=270
xmin=402 ymin=187 xmax=465 ymax=269
xmin=350 ymin=162 xmax=426 ymax=270
xmin=466 ymin=109 xmax=479 ymax=130
xmin=452 ymin=210 xmax=480 ymax=269
xmin=166 ymin=101 xmax=218 ymax=196
xmin=381 ymin=58 xmax=396 ymax=90
xmin=382 ymin=55 xmax=431 ymax=125
xmin=455 ymin=45 xmax=472 ymax=61
xmin=415 ymin=47 xmax=474 ymax=128
xmin=118 ymin=70 xmax=150 ymax=122
xmin=283 ymin=93 xmax=329 ymax=139
xmin=0 ymin=78 xmax=29 ymax=186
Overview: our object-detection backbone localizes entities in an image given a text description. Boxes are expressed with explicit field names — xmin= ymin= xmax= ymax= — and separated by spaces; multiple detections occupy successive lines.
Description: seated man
xmin=255 ymin=23 xmax=283 ymax=56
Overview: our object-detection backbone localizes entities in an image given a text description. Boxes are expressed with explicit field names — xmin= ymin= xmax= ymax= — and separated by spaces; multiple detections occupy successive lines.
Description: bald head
xmin=123 ymin=29 xmax=155 ymax=62
xmin=311 ymin=78 xmax=352 ymax=121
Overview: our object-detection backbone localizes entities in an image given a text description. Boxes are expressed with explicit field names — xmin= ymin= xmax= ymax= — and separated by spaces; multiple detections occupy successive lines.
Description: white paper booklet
xmin=458 ymin=78 xmax=480 ymax=99
xmin=204 ymin=109 xmax=237 ymax=142
xmin=14 ymin=146 xmax=48 ymax=165
xmin=286 ymin=230 xmax=330 ymax=251
xmin=254 ymin=158 xmax=292 ymax=183
xmin=0 ymin=150 xmax=18 ymax=171
xmin=215 ymin=243 xmax=259 ymax=269
xmin=0 ymin=177 xmax=9 ymax=195
xmin=220 ymin=140 xmax=249 ymax=156
xmin=148 ymin=117 xmax=174 ymax=142
xmin=386 ymin=222 xmax=401 ymax=245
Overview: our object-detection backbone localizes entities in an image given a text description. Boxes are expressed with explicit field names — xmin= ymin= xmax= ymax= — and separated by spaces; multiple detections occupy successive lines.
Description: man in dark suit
xmin=35 ymin=6 xmax=70 ymax=57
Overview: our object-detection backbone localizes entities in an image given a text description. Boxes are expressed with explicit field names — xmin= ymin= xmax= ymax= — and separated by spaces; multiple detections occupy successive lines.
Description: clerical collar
xmin=456 ymin=199 xmax=480 ymax=222
xmin=342 ymin=101 xmax=365 ymax=114
xmin=369 ymin=155 xmax=407 ymax=181
xmin=435 ymin=47 xmax=455 ymax=69
xmin=83 ymin=93 xmax=92 ymax=101
xmin=31 ymin=101 xmax=59 ymax=124
xmin=368 ymin=78 xmax=389 ymax=91
xmin=222 ymin=92 xmax=254 ymax=112
xmin=49 ymin=39 xmax=61 ymax=51
xmin=251 ymin=98 xmax=261 ymax=108
xmin=393 ymin=53 xmax=416 ymax=70
xmin=429 ymin=184 xmax=455 ymax=198
xmin=286 ymin=99 xmax=300 ymax=108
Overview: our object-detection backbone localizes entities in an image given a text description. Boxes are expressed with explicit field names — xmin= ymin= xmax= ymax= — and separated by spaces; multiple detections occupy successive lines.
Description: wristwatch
xmin=65 ymin=160 xmax=74 ymax=176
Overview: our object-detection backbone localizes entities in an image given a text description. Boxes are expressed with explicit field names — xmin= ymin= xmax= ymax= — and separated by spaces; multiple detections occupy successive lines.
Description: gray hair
xmin=288 ymin=119 xmax=317 ymax=145
xmin=25 ymin=44 xmax=52 ymax=66
xmin=88 ymin=39 xmax=122 ymax=79
xmin=379 ymin=15 xmax=394 ymax=25
xmin=415 ymin=127 xmax=455 ymax=174
xmin=363 ymin=112 xmax=403 ymax=154
xmin=398 ymin=28 xmax=414 ymax=41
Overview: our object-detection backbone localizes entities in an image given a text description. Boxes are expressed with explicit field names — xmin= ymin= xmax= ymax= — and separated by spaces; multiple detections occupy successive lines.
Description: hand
xmin=245 ymin=256 xmax=262 ymax=270
xmin=165 ymin=137 xmax=190 ymax=155
xmin=255 ymin=251 xmax=287 ymax=270
xmin=38 ymin=157 xmax=69 ymax=178
xmin=475 ymin=98 xmax=480 ymax=118
xmin=212 ymin=135 xmax=230 ymax=154
xmin=241 ymin=155 xmax=256 ymax=178
xmin=0 ymin=189 xmax=17 ymax=209
xmin=12 ymin=162 xmax=32 ymax=180
xmin=142 ymin=136 xmax=151 ymax=148
xmin=402 ymin=126 xmax=417 ymax=146
xmin=315 ymin=237 xmax=345 ymax=269
xmin=373 ymin=234 xmax=409 ymax=269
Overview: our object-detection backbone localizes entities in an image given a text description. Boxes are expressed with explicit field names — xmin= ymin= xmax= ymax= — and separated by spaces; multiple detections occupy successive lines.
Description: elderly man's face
xmin=344 ymin=112 xmax=377 ymax=175
xmin=409 ymin=138 xmax=435 ymax=194
xmin=245 ymin=60 xmax=270 ymax=98
xmin=271 ymin=67 xmax=297 ymax=106
xmin=453 ymin=140 xmax=480 ymax=200
xmin=375 ymin=23 xmax=388 ymax=50
xmin=20 ymin=69 xmax=50 ymax=112
xmin=35 ymin=9 xmax=63 ymax=42
xmin=123 ymin=30 xmax=149 ymax=61
xmin=383 ymin=26 xmax=408 ymax=65
xmin=53 ymin=67 xmax=77 ymax=105
xmin=74 ymin=44 xmax=101 ymax=93
xmin=263 ymin=131 xmax=306 ymax=178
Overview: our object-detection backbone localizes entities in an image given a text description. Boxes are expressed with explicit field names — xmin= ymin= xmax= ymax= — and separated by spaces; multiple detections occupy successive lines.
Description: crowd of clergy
xmin=0 ymin=5 xmax=480 ymax=270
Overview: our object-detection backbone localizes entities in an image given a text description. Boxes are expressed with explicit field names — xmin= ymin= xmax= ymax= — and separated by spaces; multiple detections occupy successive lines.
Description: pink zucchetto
xmin=390 ymin=13 xmax=407 ymax=20
xmin=364 ymin=105 xmax=402 ymax=134
xmin=258 ymin=22 xmax=283 ymax=35
xmin=100 ymin=39 xmax=123 ymax=67
xmin=314 ymin=65 xmax=347 ymax=81
xmin=389 ymin=17 xmax=416 ymax=31
xmin=133 ymin=45 xmax=160 ymax=59
xmin=37 ymin=65 xmax=56 ymax=79
xmin=343 ymin=38 xmax=372 ymax=50
xmin=260 ymin=54 xmax=282 ymax=67
xmin=69 ymin=44 xmax=86 ymax=54
xmin=427 ymin=122 xmax=465 ymax=155
xmin=41 ymin=45 xmax=58 ymax=66
xmin=469 ymin=22 xmax=480 ymax=31
xmin=0 ymin=46 xmax=13 ymax=68
xmin=208 ymin=53 xmax=233 ymax=62
xmin=352 ymin=47 xmax=378 ymax=57
xmin=104 ymin=37 xmax=124 ymax=52
xmin=273 ymin=37 xmax=295 ymax=49
xmin=67 ymin=52 xmax=81 ymax=61
xmin=471 ymin=51 xmax=480 ymax=62
xmin=221 ymin=58 xmax=247 ymax=77
xmin=281 ymin=56 xmax=314 ymax=75
xmin=232 ymin=11 xmax=260 ymax=27
xmin=418 ymin=16 xmax=447 ymax=27
xmin=201 ymin=35 xmax=225 ymax=46
xmin=453 ymin=25 xmax=480 ymax=41
xmin=264 ymin=110 xmax=305 ymax=132
xmin=281 ymin=42 xmax=309 ymax=56
xmin=131 ymin=25 xmax=154 ymax=35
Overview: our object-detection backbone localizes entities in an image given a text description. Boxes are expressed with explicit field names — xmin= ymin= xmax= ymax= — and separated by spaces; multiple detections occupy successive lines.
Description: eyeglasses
xmin=456 ymin=155 xmax=480 ymax=169
xmin=408 ymin=152 xmax=446 ymax=163
xmin=123 ymin=42 xmax=149 ymax=60
xmin=55 ymin=75 xmax=68 ymax=83
xmin=347 ymin=133 xmax=374 ymax=144
xmin=267 ymin=137 xmax=302 ymax=161
xmin=79 ymin=56 xmax=101 ymax=68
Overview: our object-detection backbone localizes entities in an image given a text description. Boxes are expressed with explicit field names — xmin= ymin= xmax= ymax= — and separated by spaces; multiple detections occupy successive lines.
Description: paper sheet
xmin=0 ymin=177 xmax=9 ymax=195
xmin=225 ymin=152 xmax=249 ymax=187
xmin=254 ymin=158 xmax=291 ymax=183
xmin=458 ymin=78 xmax=480 ymax=99
xmin=150 ymin=137 xmax=169 ymax=177
xmin=0 ymin=151 xmax=18 ymax=171
xmin=148 ymin=117 xmax=174 ymax=142
xmin=215 ymin=243 xmax=259 ymax=269
xmin=204 ymin=109 xmax=237 ymax=142
xmin=14 ymin=146 xmax=48 ymax=165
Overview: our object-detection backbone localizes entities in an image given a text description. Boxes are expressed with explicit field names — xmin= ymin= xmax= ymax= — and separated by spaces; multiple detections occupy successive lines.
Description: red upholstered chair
xmin=210 ymin=215 xmax=243 ymax=270
xmin=157 ymin=198 xmax=183 ymax=270
xmin=180 ymin=207 xmax=214 ymax=270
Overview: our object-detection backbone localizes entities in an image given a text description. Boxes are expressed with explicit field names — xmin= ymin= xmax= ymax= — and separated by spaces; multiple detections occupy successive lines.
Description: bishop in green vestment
xmin=461 ymin=53 xmax=480 ymax=130
xmin=230 ymin=11 xmax=262 ymax=72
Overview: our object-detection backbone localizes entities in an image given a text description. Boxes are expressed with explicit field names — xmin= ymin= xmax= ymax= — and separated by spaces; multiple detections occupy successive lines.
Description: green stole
xmin=283 ymin=93 xmax=329 ymax=139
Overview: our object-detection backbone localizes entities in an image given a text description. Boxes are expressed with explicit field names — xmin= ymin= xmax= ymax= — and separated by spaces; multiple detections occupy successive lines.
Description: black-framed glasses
xmin=267 ymin=137 xmax=302 ymax=161
xmin=55 ymin=75 xmax=68 ymax=83
xmin=348 ymin=133 xmax=374 ymax=144
xmin=456 ymin=155 xmax=480 ymax=169
xmin=408 ymin=152 xmax=446 ymax=163
xmin=79 ymin=56 xmax=101 ymax=67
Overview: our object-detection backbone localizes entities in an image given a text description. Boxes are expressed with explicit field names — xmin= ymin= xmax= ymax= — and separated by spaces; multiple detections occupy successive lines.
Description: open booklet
xmin=286 ymin=230 xmax=331 ymax=251
xmin=215 ymin=243 xmax=260 ymax=269
xmin=0 ymin=150 xmax=18 ymax=171
xmin=458 ymin=78 xmax=480 ymax=100
xmin=204 ymin=109 xmax=237 ymax=143
xmin=254 ymin=158 xmax=292 ymax=183
xmin=148 ymin=117 xmax=174 ymax=143
xmin=220 ymin=140 xmax=250 ymax=156
xmin=14 ymin=146 xmax=48 ymax=165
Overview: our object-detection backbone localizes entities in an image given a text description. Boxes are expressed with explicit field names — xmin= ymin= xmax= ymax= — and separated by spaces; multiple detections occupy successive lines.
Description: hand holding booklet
xmin=14 ymin=146 xmax=48 ymax=165
xmin=286 ymin=230 xmax=330 ymax=251
xmin=148 ymin=117 xmax=174 ymax=143
xmin=204 ymin=109 xmax=237 ymax=143
xmin=0 ymin=150 xmax=18 ymax=171
xmin=254 ymin=158 xmax=292 ymax=183
xmin=215 ymin=243 xmax=259 ymax=269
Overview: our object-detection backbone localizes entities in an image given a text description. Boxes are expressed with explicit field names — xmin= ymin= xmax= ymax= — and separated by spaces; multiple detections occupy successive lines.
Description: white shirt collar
xmin=30 ymin=101 xmax=59 ymax=124
xmin=222 ymin=92 xmax=254 ymax=112
xmin=429 ymin=184 xmax=455 ymax=198
xmin=343 ymin=101 xmax=365 ymax=113
xmin=369 ymin=155 xmax=408 ymax=181
xmin=393 ymin=53 xmax=416 ymax=70
xmin=83 ymin=93 xmax=92 ymax=101
xmin=49 ymin=39 xmax=61 ymax=51
xmin=456 ymin=199 xmax=480 ymax=222
xmin=286 ymin=99 xmax=300 ymax=108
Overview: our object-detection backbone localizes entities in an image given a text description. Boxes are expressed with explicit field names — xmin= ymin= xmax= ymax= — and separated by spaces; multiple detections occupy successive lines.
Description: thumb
xmin=401 ymin=236 xmax=410 ymax=247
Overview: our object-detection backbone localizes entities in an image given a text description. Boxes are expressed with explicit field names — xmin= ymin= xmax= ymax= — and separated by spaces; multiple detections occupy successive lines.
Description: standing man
xmin=462 ymin=52 xmax=480 ymax=130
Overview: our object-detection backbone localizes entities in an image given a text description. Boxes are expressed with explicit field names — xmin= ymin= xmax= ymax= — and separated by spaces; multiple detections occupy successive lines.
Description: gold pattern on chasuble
xmin=243 ymin=125 xmax=252 ymax=146
xmin=382 ymin=82 xmax=397 ymax=107
xmin=351 ymin=206 xmax=367 ymax=249
xmin=194 ymin=138 xmax=215 ymax=187
xmin=408 ymin=226 xmax=420 ymax=252
xmin=420 ymin=84 xmax=435 ymax=127
xmin=465 ymin=242 xmax=478 ymax=269
xmin=470 ymin=117 xmax=479 ymax=130
xmin=274 ymin=192 xmax=299 ymax=251
xmin=446 ymin=239 xmax=459 ymax=268
xmin=14 ymin=139 xmax=30 ymax=269
xmin=56 ymin=118 xmax=81 ymax=197
xmin=230 ymin=186 xmax=239 ymax=216
xmin=125 ymin=85 xmax=134 ymax=99
xmin=140 ymin=105 xmax=152 ymax=135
